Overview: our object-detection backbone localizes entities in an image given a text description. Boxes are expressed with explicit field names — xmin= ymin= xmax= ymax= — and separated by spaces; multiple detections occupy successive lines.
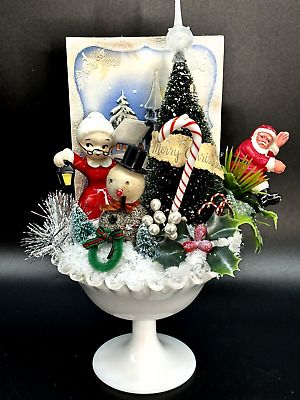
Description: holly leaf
xmin=153 ymin=238 xmax=186 ymax=269
xmin=206 ymin=213 xmax=240 ymax=240
xmin=235 ymin=214 xmax=263 ymax=253
xmin=176 ymin=220 xmax=191 ymax=241
xmin=258 ymin=208 xmax=278 ymax=229
xmin=207 ymin=246 xmax=241 ymax=277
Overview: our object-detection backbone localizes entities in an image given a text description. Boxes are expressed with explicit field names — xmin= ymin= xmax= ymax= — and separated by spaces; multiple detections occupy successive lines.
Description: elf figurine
xmin=235 ymin=125 xmax=289 ymax=206
xmin=54 ymin=112 xmax=116 ymax=219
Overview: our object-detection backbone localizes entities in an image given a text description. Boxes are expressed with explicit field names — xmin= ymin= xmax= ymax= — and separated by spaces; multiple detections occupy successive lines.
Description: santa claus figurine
xmin=235 ymin=125 xmax=289 ymax=206
xmin=54 ymin=112 xmax=116 ymax=219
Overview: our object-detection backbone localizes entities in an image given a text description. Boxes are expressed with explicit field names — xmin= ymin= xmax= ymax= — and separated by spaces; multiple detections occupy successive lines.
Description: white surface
xmin=51 ymin=230 xmax=239 ymax=392
xmin=93 ymin=321 xmax=196 ymax=394
xmin=114 ymin=118 xmax=149 ymax=145
xmin=66 ymin=35 xmax=224 ymax=155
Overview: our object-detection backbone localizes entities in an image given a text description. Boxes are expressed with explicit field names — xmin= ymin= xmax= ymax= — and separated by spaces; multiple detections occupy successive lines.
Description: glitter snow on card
xmin=66 ymin=36 xmax=224 ymax=152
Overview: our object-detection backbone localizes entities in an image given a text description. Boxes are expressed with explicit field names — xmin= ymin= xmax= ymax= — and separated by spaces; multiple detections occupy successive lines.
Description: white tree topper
xmin=166 ymin=0 xmax=194 ymax=53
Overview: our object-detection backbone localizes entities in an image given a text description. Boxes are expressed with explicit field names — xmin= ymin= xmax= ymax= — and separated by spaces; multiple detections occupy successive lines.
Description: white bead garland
xmin=145 ymin=198 xmax=186 ymax=240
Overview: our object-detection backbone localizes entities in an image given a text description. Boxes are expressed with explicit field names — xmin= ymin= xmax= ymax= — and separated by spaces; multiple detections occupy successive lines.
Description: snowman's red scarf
xmin=102 ymin=199 xmax=140 ymax=213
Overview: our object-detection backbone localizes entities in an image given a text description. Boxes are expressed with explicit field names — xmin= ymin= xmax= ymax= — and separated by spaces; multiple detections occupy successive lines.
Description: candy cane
xmin=198 ymin=201 xmax=217 ymax=215
xmin=158 ymin=114 xmax=202 ymax=212
xmin=197 ymin=193 xmax=231 ymax=216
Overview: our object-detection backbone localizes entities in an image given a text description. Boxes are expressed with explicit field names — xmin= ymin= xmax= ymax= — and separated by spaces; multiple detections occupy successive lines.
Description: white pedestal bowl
xmin=81 ymin=280 xmax=204 ymax=394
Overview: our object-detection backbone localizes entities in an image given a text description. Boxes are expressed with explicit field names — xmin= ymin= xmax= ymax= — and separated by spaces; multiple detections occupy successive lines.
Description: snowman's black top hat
xmin=115 ymin=145 xmax=148 ymax=174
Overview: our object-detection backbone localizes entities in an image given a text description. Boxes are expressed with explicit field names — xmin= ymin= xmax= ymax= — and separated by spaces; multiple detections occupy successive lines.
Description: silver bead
xmin=153 ymin=210 xmax=166 ymax=224
xmin=168 ymin=232 xmax=178 ymax=241
xmin=150 ymin=199 xmax=161 ymax=212
xmin=164 ymin=223 xmax=177 ymax=235
xmin=148 ymin=223 xmax=160 ymax=236
xmin=142 ymin=215 xmax=153 ymax=227
xmin=168 ymin=211 xmax=182 ymax=224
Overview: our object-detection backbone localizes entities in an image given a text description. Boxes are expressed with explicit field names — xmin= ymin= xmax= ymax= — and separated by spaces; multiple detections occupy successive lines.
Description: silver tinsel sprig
xmin=21 ymin=191 xmax=75 ymax=259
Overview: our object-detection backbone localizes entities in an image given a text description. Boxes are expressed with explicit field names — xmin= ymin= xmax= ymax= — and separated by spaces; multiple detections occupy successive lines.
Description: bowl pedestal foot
xmin=93 ymin=320 xmax=196 ymax=394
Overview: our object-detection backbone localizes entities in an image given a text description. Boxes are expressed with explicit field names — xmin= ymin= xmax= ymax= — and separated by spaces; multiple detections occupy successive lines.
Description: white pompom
xmin=150 ymin=199 xmax=161 ymax=212
xmin=168 ymin=211 xmax=182 ymax=224
xmin=142 ymin=215 xmax=153 ymax=227
xmin=164 ymin=223 xmax=177 ymax=235
xmin=166 ymin=26 xmax=194 ymax=53
xmin=168 ymin=232 xmax=178 ymax=241
xmin=148 ymin=224 xmax=160 ymax=236
xmin=153 ymin=211 xmax=166 ymax=224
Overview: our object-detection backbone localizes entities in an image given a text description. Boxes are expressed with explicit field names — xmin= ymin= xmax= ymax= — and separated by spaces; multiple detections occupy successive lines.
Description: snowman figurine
xmin=106 ymin=145 xmax=147 ymax=211
xmin=100 ymin=145 xmax=148 ymax=241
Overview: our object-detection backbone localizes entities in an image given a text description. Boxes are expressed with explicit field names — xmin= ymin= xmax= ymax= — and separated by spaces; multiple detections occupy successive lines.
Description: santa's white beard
xmin=251 ymin=133 xmax=270 ymax=155
xmin=257 ymin=140 xmax=269 ymax=149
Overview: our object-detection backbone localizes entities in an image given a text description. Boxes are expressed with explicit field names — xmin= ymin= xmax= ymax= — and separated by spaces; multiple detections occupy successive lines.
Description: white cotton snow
xmin=52 ymin=239 xmax=223 ymax=292
xmin=212 ymin=230 xmax=243 ymax=255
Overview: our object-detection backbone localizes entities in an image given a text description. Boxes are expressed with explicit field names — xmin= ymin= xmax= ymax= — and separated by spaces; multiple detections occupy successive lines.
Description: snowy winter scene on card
xmin=66 ymin=36 xmax=224 ymax=152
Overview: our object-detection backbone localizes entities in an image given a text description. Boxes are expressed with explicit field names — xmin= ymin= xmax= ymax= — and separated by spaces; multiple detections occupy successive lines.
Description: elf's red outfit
xmin=73 ymin=153 xmax=116 ymax=220
xmin=235 ymin=137 xmax=277 ymax=174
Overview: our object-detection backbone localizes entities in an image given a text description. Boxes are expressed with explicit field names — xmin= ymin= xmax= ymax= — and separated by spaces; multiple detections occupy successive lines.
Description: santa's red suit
xmin=235 ymin=125 xmax=279 ymax=190
xmin=74 ymin=153 xmax=116 ymax=220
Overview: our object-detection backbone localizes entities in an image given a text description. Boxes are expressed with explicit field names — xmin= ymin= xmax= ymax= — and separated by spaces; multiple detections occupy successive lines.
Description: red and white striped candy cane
xmin=158 ymin=114 xmax=202 ymax=212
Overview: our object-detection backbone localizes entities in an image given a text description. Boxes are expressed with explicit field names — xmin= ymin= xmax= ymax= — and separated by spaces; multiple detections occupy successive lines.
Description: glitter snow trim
xmin=51 ymin=241 xmax=219 ymax=295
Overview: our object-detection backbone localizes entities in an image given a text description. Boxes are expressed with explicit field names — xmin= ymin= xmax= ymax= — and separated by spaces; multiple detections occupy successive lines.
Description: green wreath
xmin=83 ymin=226 xmax=124 ymax=272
